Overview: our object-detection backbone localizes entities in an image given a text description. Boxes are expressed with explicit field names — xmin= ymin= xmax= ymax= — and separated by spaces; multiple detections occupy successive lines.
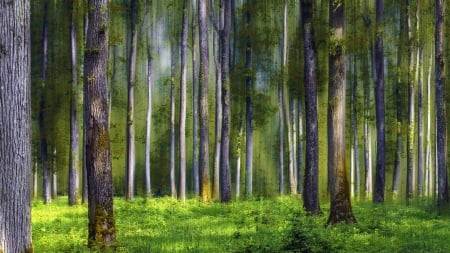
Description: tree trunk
xmin=179 ymin=0 xmax=188 ymax=202
xmin=219 ymin=0 xmax=232 ymax=203
xmin=69 ymin=0 xmax=80 ymax=206
xmin=406 ymin=0 xmax=414 ymax=200
xmin=52 ymin=148 xmax=57 ymax=199
xmin=236 ymin=120 xmax=243 ymax=199
xmin=425 ymin=47 xmax=433 ymax=197
xmin=373 ymin=0 xmax=385 ymax=203
xmin=352 ymin=55 xmax=360 ymax=198
xmin=145 ymin=0 xmax=153 ymax=198
xmin=198 ymin=0 xmax=211 ymax=202
xmin=418 ymin=47 xmax=424 ymax=197
xmin=0 ymin=0 xmax=32 ymax=250
xmin=34 ymin=162 xmax=38 ymax=200
xmin=245 ymin=0 xmax=253 ymax=197
xmin=84 ymin=0 xmax=116 ymax=246
xmin=278 ymin=85 xmax=284 ymax=195
xmin=192 ymin=0 xmax=200 ymax=196
xmin=327 ymin=0 xmax=356 ymax=225
xmin=292 ymin=99 xmax=298 ymax=190
xmin=362 ymin=16 xmax=372 ymax=199
xmin=125 ymin=0 xmax=137 ymax=201
xmin=297 ymin=98 xmax=303 ymax=194
xmin=170 ymin=44 xmax=177 ymax=199
xmin=301 ymin=0 xmax=320 ymax=214
xmin=435 ymin=0 xmax=448 ymax=207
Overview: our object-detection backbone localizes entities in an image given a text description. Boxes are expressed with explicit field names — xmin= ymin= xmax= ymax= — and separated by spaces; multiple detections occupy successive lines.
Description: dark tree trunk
xmin=198 ymin=0 xmax=211 ymax=202
xmin=435 ymin=0 xmax=448 ymax=207
xmin=245 ymin=0 xmax=253 ymax=196
xmin=418 ymin=48 xmax=424 ymax=196
xmin=327 ymin=0 xmax=356 ymax=225
xmin=373 ymin=0 xmax=385 ymax=203
xmin=179 ymin=0 xmax=189 ymax=202
xmin=69 ymin=0 xmax=80 ymax=206
xmin=406 ymin=0 xmax=414 ymax=200
xmin=301 ymin=0 xmax=320 ymax=214
xmin=219 ymin=0 xmax=232 ymax=203
xmin=192 ymin=0 xmax=200 ymax=196
xmin=84 ymin=0 xmax=116 ymax=246
xmin=0 ymin=0 xmax=32 ymax=250
xmin=126 ymin=0 xmax=137 ymax=201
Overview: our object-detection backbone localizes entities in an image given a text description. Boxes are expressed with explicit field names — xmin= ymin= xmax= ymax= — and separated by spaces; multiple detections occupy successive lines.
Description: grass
xmin=32 ymin=196 xmax=450 ymax=252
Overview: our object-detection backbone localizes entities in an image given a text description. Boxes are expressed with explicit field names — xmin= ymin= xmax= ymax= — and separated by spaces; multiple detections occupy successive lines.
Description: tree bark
xmin=125 ymin=0 xmax=137 ymax=201
xmin=327 ymin=0 xmax=356 ymax=225
xmin=236 ymin=120 xmax=243 ymax=199
xmin=145 ymin=0 xmax=153 ymax=199
xmin=373 ymin=0 xmax=385 ymax=203
xmin=84 ymin=0 xmax=116 ymax=246
xmin=170 ymin=43 xmax=177 ymax=199
xmin=219 ymin=0 xmax=232 ymax=203
xmin=418 ymin=47 xmax=424 ymax=196
xmin=179 ymin=0 xmax=188 ymax=202
xmin=198 ymin=0 xmax=211 ymax=202
xmin=69 ymin=0 xmax=80 ymax=206
xmin=301 ymin=0 xmax=320 ymax=214
xmin=245 ymin=0 xmax=253 ymax=197
xmin=278 ymin=85 xmax=284 ymax=195
xmin=52 ymin=148 xmax=57 ymax=199
xmin=192 ymin=0 xmax=200 ymax=196
xmin=0 ymin=0 xmax=32 ymax=250
xmin=297 ymin=98 xmax=303 ymax=194
xmin=352 ymin=55 xmax=360 ymax=198
xmin=435 ymin=0 xmax=448 ymax=207
xmin=406 ymin=0 xmax=414 ymax=200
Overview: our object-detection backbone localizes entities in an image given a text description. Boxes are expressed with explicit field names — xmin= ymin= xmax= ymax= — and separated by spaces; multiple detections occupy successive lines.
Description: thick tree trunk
xmin=278 ymin=85 xmax=284 ymax=195
xmin=40 ymin=1 xmax=51 ymax=205
xmin=245 ymin=0 xmax=253 ymax=197
xmin=435 ymin=0 xmax=448 ymax=207
xmin=219 ymin=0 xmax=232 ymax=203
xmin=198 ymin=0 xmax=211 ymax=202
xmin=0 ymin=0 xmax=32 ymax=250
xmin=145 ymin=0 xmax=153 ymax=199
xmin=301 ymin=0 xmax=320 ymax=214
xmin=327 ymin=1 xmax=356 ymax=225
xmin=126 ymin=0 xmax=137 ymax=201
xmin=192 ymin=0 xmax=200 ymax=196
xmin=69 ymin=0 xmax=80 ymax=206
xmin=84 ymin=0 xmax=116 ymax=246
xmin=373 ymin=0 xmax=385 ymax=203
xmin=406 ymin=0 xmax=414 ymax=200
xmin=179 ymin=0 xmax=188 ymax=202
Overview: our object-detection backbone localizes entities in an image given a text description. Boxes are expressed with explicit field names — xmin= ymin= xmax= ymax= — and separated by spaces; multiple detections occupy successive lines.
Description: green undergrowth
xmin=32 ymin=196 xmax=450 ymax=252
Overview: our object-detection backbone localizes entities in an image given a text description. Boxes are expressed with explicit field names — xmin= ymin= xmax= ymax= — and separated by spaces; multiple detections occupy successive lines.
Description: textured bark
xmin=0 ymin=0 xmax=32 ymax=251
xmin=145 ymin=0 xmax=153 ymax=198
xmin=84 ymin=0 xmax=116 ymax=246
xmin=179 ymin=0 xmax=188 ymax=202
xmin=245 ymin=0 xmax=253 ymax=197
xmin=406 ymin=0 xmax=414 ymax=200
xmin=191 ymin=0 xmax=199 ymax=196
xmin=425 ymin=47 xmax=433 ymax=197
xmin=301 ymin=0 xmax=320 ymax=214
xmin=435 ymin=0 xmax=448 ymax=206
xmin=170 ymin=44 xmax=177 ymax=199
xmin=40 ymin=1 xmax=51 ymax=205
xmin=219 ymin=0 xmax=232 ymax=203
xmin=278 ymin=85 xmax=284 ymax=195
xmin=373 ymin=0 xmax=385 ymax=203
xmin=69 ymin=0 xmax=80 ymax=205
xmin=198 ymin=0 xmax=211 ymax=202
xmin=125 ymin=0 xmax=137 ymax=201
xmin=327 ymin=1 xmax=356 ymax=225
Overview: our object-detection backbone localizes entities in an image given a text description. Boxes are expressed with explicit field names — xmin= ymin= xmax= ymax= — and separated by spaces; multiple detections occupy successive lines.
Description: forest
xmin=2 ymin=0 xmax=450 ymax=252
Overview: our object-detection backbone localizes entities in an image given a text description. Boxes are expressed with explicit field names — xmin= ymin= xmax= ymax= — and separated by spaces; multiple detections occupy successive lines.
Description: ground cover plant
xmin=32 ymin=197 xmax=450 ymax=252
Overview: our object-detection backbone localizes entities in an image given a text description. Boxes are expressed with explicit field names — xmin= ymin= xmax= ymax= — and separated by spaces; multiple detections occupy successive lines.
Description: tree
xmin=69 ymin=0 xmax=80 ymax=206
xmin=301 ymin=0 xmax=320 ymax=214
xmin=245 ymin=0 xmax=253 ymax=197
xmin=0 ymin=0 xmax=32 ymax=251
xmin=219 ymin=0 xmax=232 ymax=203
xmin=179 ymin=0 xmax=188 ymax=202
xmin=373 ymin=0 xmax=385 ymax=203
xmin=198 ymin=0 xmax=211 ymax=202
xmin=435 ymin=0 xmax=448 ymax=207
xmin=84 ymin=0 xmax=116 ymax=246
xmin=145 ymin=0 xmax=153 ymax=199
xmin=126 ymin=0 xmax=137 ymax=201
xmin=406 ymin=0 xmax=414 ymax=200
xmin=327 ymin=0 xmax=356 ymax=224
xmin=191 ymin=0 xmax=200 ymax=196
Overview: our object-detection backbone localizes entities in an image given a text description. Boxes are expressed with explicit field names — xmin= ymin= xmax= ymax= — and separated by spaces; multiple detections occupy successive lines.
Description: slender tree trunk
xmin=40 ymin=1 xmax=51 ymax=204
xmin=236 ymin=120 xmax=243 ymax=199
xmin=198 ymin=0 xmax=211 ymax=202
xmin=69 ymin=0 xmax=80 ymax=205
xmin=34 ymin=161 xmax=38 ymax=200
xmin=145 ymin=0 xmax=153 ymax=199
xmin=82 ymin=0 xmax=89 ymax=205
xmin=52 ymin=148 xmax=57 ymax=199
xmin=125 ymin=0 xmax=137 ymax=201
xmin=297 ymin=99 xmax=303 ymax=194
xmin=327 ymin=0 xmax=356 ymax=225
xmin=219 ymin=0 xmax=232 ymax=203
xmin=192 ymin=0 xmax=200 ymax=196
xmin=425 ymin=47 xmax=433 ymax=197
xmin=363 ymin=21 xmax=372 ymax=199
xmin=179 ymin=0 xmax=189 ymax=202
xmin=245 ymin=0 xmax=253 ymax=196
xmin=373 ymin=0 xmax=385 ymax=203
xmin=418 ymin=47 xmax=424 ymax=197
xmin=84 ymin=0 xmax=116 ymax=246
xmin=435 ymin=0 xmax=448 ymax=207
xmin=0 ymin=0 xmax=32 ymax=250
xmin=301 ymin=0 xmax=320 ymax=214
xmin=170 ymin=44 xmax=177 ymax=199
xmin=292 ymin=99 xmax=298 ymax=189
xmin=278 ymin=85 xmax=284 ymax=195
xmin=352 ymin=55 xmax=360 ymax=198
xmin=406 ymin=0 xmax=414 ymax=200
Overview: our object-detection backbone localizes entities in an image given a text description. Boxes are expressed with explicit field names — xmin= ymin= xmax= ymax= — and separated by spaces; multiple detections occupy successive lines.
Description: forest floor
xmin=32 ymin=196 xmax=450 ymax=252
